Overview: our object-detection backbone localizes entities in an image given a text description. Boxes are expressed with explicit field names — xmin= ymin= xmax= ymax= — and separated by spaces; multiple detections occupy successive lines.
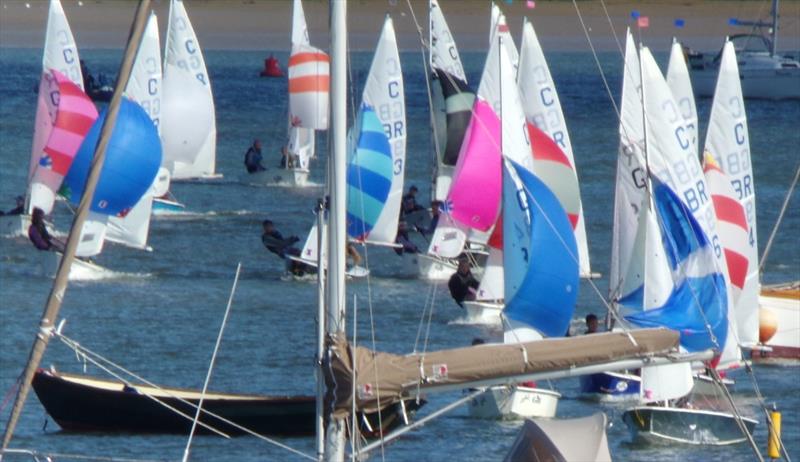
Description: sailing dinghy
xmin=1 ymin=0 xmax=83 ymax=239
xmin=270 ymin=0 xmax=329 ymax=187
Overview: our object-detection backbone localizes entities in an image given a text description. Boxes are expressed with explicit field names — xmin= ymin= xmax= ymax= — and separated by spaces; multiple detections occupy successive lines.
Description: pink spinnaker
xmin=447 ymin=100 xmax=501 ymax=232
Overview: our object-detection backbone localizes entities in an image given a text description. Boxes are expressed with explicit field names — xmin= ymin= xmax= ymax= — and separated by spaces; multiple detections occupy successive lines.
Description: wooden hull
xmin=32 ymin=369 xmax=422 ymax=438
xmin=468 ymin=386 xmax=560 ymax=420
xmin=622 ymin=406 xmax=758 ymax=445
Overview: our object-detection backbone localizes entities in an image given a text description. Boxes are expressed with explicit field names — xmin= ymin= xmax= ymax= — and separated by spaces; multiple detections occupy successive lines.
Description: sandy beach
xmin=1 ymin=0 xmax=799 ymax=53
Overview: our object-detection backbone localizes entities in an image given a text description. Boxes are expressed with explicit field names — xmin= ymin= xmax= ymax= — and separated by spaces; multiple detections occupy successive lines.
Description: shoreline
xmin=1 ymin=0 xmax=798 ymax=53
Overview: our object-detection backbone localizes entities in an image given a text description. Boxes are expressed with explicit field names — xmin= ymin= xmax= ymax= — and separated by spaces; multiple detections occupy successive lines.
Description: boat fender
xmin=768 ymin=403 xmax=781 ymax=459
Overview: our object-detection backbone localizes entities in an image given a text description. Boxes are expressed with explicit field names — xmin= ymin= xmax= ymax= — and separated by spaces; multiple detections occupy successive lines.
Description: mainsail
xmin=518 ymin=19 xmax=592 ymax=278
xmin=27 ymin=0 xmax=86 ymax=215
xmin=107 ymin=11 xmax=166 ymax=251
xmin=703 ymin=40 xmax=760 ymax=347
xmin=346 ymin=16 xmax=405 ymax=245
xmin=161 ymin=0 xmax=217 ymax=180
xmin=665 ymin=39 xmax=698 ymax=156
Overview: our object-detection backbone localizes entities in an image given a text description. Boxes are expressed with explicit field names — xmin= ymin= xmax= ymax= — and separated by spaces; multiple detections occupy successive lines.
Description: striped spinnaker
xmin=346 ymin=106 xmax=393 ymax=240
xmin=288 ymin=45 xmax=330 ymax=130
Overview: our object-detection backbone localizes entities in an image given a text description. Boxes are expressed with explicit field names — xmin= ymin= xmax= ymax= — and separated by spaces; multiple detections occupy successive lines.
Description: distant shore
xmin=1 ymin=0 xmax=798 ymax=53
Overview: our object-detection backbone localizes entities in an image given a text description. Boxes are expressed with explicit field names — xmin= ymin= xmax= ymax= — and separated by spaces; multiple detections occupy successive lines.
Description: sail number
xmin=526 ymin=64 xmax=568 ymax=151
xmin=173 ymin=17 xmax=208 ymax=86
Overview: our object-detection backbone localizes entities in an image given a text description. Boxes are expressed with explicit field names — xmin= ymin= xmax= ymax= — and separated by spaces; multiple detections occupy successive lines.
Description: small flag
xmin=674 ymin=18 xmax=685 ymax=28
xmin=630 ymin=10 xmax=640 ymax=19
xmin=728 ymin=17 xmax=739 ymax=26
xmin=526 ymin=0 xmax=535 ymax=8
xmin=637 ymin=16 xmax=650 ymax=28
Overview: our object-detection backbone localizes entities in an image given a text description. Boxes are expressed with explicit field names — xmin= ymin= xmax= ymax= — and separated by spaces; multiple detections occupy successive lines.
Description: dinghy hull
xmin=32 ymin=369 xmax=422 ymax=438
xmin=152 ymin=197 xmax=186 ymax=215
xmin=579 ymin=371 xmax=641 ymax=402
xmin=42 ymin=252 xmax=116 ymax=281
xmin=622 ymin=406 xmax=758 ymax=445
xmin=469 ymin=386 xmax=560 ymax=419
xmin=462 ymin=300 xmax=503 ymax=324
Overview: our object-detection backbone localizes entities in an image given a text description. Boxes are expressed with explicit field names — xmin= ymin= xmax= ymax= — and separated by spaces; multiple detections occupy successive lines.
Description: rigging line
xmin=403 ymin=0 xmax=444 ymax=193
xmin=53 ymin=335 xmax=230 ymax=439
xmin=365 ymin=284 xmax=387 ymax=462
xmin=571 ymin=0 xmax=622 ymax=123
xmin=413 ymin=282 xmax=437 ymax=353
xmin=518 ymin=173 xmax=639 ymax=347
xmin=744 ymin=361 xmax=794 ymax=462
xmin=52 ymin=334 xmax=315 ymax=460
xmin=708 ymin=367 xmax=765 ymax=462
xmin=182 ymin=263 xmax=242 ymax=462
xmin=599 ymin=0 xmax=625 ymax=58
xmin=759 ymin=162 xmax=800 ymax=274
xmin=350 ymin=295 xmax=358 ymax=462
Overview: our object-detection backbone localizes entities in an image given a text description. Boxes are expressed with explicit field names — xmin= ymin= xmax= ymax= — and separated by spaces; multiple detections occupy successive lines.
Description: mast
xmin=771 ymin=0 xmax=779 ymax=56
xmin=1 ymin=0 xmax=153 ymax=452
xmin=322 ymin=0 xmax=347 ymax=460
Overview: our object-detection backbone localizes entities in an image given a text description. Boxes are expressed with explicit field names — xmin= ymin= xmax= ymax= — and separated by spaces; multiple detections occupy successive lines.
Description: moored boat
xmin=622 ymin=406 xmax=758 ymax=445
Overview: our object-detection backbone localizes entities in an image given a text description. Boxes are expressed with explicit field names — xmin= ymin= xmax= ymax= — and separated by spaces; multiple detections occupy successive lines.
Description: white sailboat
xmin=689 ymin=0 xmax=800 ymax=100
xmin=618 ymin=44 xmax=758 ymax=446
xmin=270 ymin=0 xmax=330 ymax=187
xmin=161 ymin=0 xmax=218 ymax=181
xmin=289 ymin=16 xmax=404 ymax=279
xmin=1 ymin=0 xmax=84 ymax=238
xmin=106 ymin=11 xmax=170 ymax=252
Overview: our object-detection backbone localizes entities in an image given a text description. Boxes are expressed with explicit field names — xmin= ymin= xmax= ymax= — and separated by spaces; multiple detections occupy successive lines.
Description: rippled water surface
xmin=1 ymin=45 xmax=798 ymax=461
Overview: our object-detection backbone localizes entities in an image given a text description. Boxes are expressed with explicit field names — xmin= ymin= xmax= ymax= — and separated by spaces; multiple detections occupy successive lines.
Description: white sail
xmin=429 ymin=0 xmax=467 ymax=83
xmin=610 ymin=29 xmax=648 ymax=303
xmin=426 ymin=212 xmax=467 ymax=258
xmin=106 ymin=12 xmax=163 ymax=250
xmin=704 ymin=41 xmax=760 ymax=347
xmin=666 ymin=39 xmax=698 ymax=156
xmin=27 ymin=0 xmax=83 ymax=214
xmin=489 ymin=12 xmax=519 ymax=82
xmin=75 ymin=212 xmax=108 ymax=257
xmin=517 ymin=19 xmax=592 ymax=277
xmin=640 ymin=45 xmax=740 ymax=366
xmin=161 ymin=0 xmax=217 ymax=180
xmin=291 ymin=0 xmax=310 ymax=47
xmin=490 ymin=2 xmax=501 ymax=45
xmin=640 ymin=362 xmax=694 ymax=404
xmin=357 ymin=16 xmax=405 ymax=244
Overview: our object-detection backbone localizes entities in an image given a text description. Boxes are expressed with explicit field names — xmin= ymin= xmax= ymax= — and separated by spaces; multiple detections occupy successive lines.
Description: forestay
xmin=346 ymin=16 xmax=405 ymax=245
xmin=518 ymin=19 xmax=592 ymax=277
xmin=703 ymin=41 xmax=760 ymax=347
xmin=27 ymin=0 xmax=85 ymax=215
xmin=161 ymin=0 xmax=217 ymax=180
xmin=107 ymin=11 xmax=165 ymax=250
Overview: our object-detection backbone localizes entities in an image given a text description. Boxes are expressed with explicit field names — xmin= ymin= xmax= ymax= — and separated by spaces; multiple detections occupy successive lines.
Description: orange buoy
xmin=759 ymin=308 xmax=778 ymax=344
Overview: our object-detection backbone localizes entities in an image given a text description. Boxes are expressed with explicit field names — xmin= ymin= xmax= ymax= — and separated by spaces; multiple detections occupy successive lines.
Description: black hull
xmin=33 ymin=369 xmax=421 ymax=437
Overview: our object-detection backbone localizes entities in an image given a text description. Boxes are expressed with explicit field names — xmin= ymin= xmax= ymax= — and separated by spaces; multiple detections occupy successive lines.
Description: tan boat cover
xmin=504 ymin=413 xmax=612 ymax=462
xmin=327 ymin=328 xmax=678 ymax=416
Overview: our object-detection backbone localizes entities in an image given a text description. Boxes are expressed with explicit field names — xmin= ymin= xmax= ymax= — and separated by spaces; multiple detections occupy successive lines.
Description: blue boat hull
xmin=152 ymin=198 xmax=186 ymax=215
xmin=580 ymin=372 xmax=641 ymax=401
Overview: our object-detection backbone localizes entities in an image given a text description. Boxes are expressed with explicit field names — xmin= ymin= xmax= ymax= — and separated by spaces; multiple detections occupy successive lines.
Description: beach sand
xmin=1 ymin=0 xmax=799 ymax=53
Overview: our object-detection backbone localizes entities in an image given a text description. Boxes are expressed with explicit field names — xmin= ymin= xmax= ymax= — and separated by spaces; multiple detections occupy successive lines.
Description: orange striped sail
xmin=288 ymin=45 xmax=329 ymax=130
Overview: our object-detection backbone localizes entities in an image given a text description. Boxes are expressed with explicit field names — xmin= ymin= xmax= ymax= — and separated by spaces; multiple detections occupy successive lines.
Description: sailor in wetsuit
xmin=448 ymin=256 xmax=479 ymax=307
xmin=261 ymin=219 xmax=313 ymax=276
xmin=28 ymin=207 xmax=64 ymax=252
xmin=244 ymin=139 xmax=266 ymax=173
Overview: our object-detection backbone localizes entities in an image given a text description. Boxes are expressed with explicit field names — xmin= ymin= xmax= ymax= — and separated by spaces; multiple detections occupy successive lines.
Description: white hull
xmin=42 ymin=252 xmax=116 ymax=281
xmin=1 ymin=214 xmax=30 ymax=238
xmin=285 ymin=255 xmax=370 ymax=279
xmin=693 ymin=67 xmax=800 ymax=100
xmin=416 ymin=254 xmax=456 ymax=281
xmin=170 ymin=173 xmax=224 ymax=183
xmin=469 ymin=386 xmax=560 ymax=420
xmin=462 ymin=300 xmax=503 ymax=324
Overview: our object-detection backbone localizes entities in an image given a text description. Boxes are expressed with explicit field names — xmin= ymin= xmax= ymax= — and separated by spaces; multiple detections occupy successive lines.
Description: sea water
xmin=1 ymin=46 xmax=798 ymax=461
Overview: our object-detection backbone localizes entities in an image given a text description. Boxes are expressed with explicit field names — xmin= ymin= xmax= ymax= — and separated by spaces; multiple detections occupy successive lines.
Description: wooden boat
xmin=752 ymin=282 xmax=800 ymax=363
xmin=32 ymin=368 xmax=422 ymax=438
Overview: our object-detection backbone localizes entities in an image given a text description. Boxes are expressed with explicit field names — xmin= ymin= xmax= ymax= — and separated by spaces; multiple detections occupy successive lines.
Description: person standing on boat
xmin=28 ymin=207 xmax=64 ymax=252
xmin=448 ymin=256 xmax=479 ymax=307
xmin=244 ymin=139 xmax=266 ymax=173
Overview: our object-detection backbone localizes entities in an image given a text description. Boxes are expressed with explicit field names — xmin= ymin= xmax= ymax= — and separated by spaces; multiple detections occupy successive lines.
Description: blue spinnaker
xmin=64 ymin=98 xmax=162 ymax=216
xmin=624 ymin=180 xmax=728 ymax=352
xmin=346 ymin=105 xmax=392 ymax=240
xmin=503 ymin=160 xmax=579 ymax=338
